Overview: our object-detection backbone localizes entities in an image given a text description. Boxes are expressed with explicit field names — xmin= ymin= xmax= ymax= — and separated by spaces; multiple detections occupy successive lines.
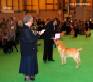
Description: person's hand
xmin=41 ymin=29 xmax=45 ymax=34
xmin=38 ymin=29 xmax=45 ymax=35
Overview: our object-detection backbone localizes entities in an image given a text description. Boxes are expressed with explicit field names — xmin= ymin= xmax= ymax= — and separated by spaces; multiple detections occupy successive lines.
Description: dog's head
xmin=54 ymin=39 xmax=65 ymax=48
xmin=54 ymin=39 xmax=60 ymax=46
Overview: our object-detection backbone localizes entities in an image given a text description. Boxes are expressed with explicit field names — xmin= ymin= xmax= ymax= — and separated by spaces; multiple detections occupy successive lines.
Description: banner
xmin=1 ymin=7 xmax=14 ymax=13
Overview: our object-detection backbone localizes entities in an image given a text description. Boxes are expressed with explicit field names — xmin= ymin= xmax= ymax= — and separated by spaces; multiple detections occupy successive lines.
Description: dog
xmin=54 ymin=39 xmax=82 ymax=68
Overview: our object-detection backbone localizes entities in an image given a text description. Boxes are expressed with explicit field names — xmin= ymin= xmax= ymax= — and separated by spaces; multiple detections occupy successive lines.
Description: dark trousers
xmin=74 ymin=29 xmax=78 ymax=38
xmin=43 ymin=39 xmax=54 ymax=61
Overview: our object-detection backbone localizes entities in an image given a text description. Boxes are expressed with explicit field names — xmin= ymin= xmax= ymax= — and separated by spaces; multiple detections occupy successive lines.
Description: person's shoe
xmin=30 ymin=76 xmax=35 ymax=80
xmin=43 ymin=59 xmax=47 ymax=63
xmin=24 ymin=75 xmax=31 ymax=81
xmin=24 ymin=77 xmax=30 ymax=81
xmin=43 ymin=60 xmax=47 ymax=63
xmin=48 ymin=59 xmax=55 ymax=61
xmin=17 ymin=50 xmax=18 ymax=52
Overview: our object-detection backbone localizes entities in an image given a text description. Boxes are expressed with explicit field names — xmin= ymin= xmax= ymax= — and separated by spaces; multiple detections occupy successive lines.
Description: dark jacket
xmin=20 ymin=25 xmax=38 ymax=56
xmin=44 ymin=21 xmax=55 ymax=39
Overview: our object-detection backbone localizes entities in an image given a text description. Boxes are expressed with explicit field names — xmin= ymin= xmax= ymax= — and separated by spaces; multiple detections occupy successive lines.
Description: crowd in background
xmin=0 ymin=17 xmax=19 ymax=54
xmin=0 ymin=15 xmax=92 ymax=54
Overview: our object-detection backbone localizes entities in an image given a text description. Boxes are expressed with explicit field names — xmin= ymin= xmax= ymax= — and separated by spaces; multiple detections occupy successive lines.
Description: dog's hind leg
xmin=77 ymin=56 xmax=80 ymax=68
xmin=73 ymin=56 xmax=80 ymax=69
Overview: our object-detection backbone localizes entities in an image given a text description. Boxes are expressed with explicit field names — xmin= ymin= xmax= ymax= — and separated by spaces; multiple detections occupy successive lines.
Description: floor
xmin=0 ymin=31 xmax=93 ymax=82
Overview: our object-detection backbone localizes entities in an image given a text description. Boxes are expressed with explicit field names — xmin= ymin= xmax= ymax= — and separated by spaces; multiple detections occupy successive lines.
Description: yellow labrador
xmin=54 ymin=39 xmax=82 ymax=68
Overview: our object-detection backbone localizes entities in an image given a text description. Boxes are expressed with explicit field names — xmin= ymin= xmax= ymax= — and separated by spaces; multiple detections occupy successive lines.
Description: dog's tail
xmin=77 ymin=48 xmax=82 ymax=51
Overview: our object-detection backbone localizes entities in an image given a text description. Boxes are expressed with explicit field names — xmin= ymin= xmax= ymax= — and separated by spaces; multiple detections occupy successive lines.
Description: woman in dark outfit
xmin=19 ymin=15 xmax=44 ymax=81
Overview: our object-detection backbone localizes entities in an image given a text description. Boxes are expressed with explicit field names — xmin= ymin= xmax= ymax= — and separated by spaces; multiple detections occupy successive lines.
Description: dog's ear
xmin=53 ymin=39 xmax=58 ymax=43
xmin=53 ymin=39 xmax=58 ymax=45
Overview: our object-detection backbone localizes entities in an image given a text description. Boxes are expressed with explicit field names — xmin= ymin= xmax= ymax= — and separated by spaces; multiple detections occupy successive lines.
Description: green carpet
xmin=0 ymin=31 xmax=93 ymax=82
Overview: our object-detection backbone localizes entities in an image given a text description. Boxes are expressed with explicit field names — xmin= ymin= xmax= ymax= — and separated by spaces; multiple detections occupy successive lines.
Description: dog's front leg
xmin=74 ymin=57 xmax=80 ymax=69
xmin=61 ymin=54 xmax=64 ymax=64
xmin=64 ymin=56 xmax=66 ymax=64
xmin=76 ymin=58 xmax=80 ymax=69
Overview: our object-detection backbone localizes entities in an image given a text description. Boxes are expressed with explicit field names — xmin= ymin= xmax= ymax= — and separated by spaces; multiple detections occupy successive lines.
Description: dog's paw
xmin=61 ymin=62 xmax=66 ymax=65
xmin=62 ymin=63 xmax=64 ymax=65
xmin=76 ymin=65 xmax=79 ymax=69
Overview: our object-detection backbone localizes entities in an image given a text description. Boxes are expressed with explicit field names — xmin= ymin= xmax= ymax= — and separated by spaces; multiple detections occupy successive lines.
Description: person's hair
xmin=23 ymin=15 xmax=33 ymax=23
